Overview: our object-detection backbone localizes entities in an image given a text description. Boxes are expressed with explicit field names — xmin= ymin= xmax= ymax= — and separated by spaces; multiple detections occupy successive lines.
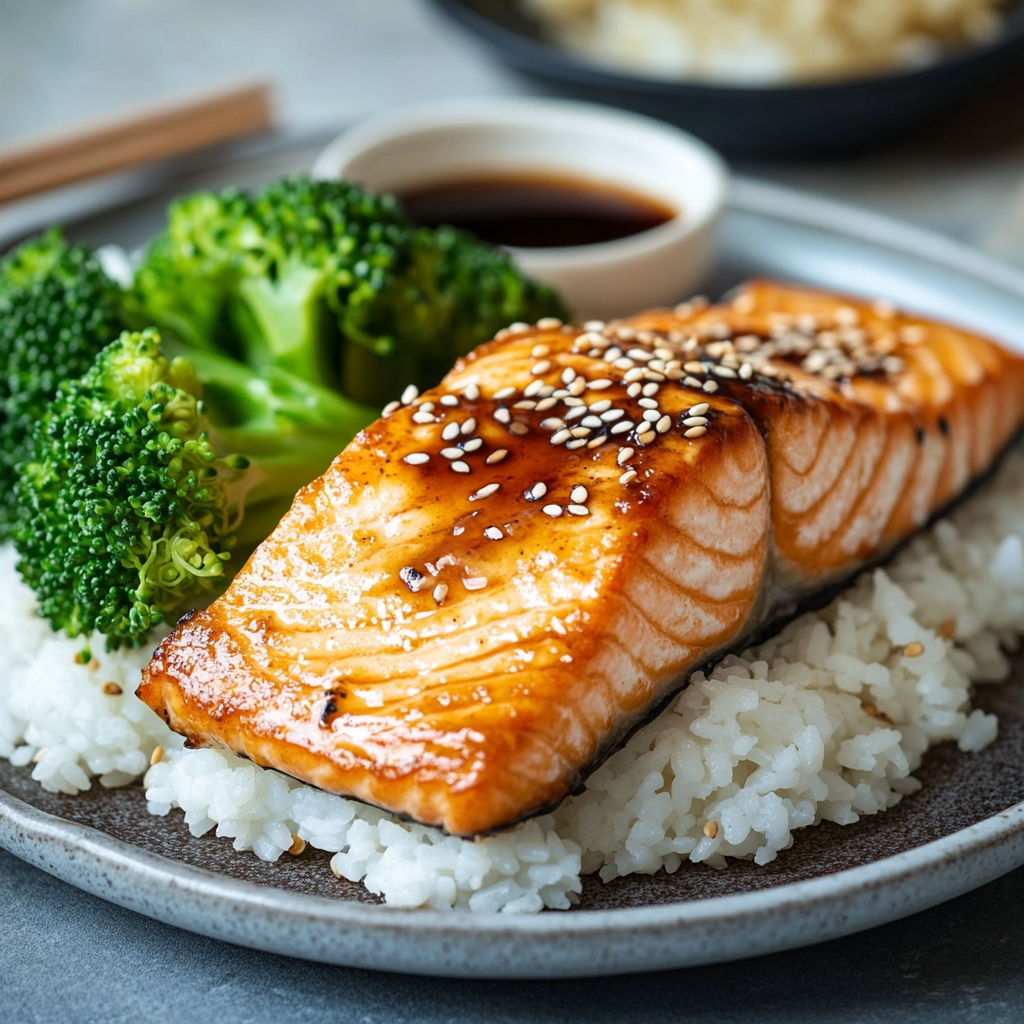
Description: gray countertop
xmin=3 ymin=2 xmax=1024 ymax=1019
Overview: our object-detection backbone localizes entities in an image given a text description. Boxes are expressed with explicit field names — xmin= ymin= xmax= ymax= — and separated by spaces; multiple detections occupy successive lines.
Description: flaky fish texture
xmin=138 ymin=282 xmax=1024 ymax=835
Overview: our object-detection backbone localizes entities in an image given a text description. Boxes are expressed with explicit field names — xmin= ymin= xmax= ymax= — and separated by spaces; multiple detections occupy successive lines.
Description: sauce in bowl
xmin=400 ymin=172 xmax=677 ymax=248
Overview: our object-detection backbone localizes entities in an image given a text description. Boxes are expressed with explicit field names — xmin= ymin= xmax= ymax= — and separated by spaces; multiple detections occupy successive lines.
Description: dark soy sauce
xmin=400 ymin=172 xmax=677 ymax=248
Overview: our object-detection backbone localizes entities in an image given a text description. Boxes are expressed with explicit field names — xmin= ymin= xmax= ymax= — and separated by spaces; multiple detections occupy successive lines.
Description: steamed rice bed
xmin=1 ymin=451 xmax=1022 ymax=912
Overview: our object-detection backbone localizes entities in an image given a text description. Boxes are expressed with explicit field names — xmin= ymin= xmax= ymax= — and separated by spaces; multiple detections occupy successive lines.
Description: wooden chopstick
xmin=0 ymin=80 xmax=274 ymax=206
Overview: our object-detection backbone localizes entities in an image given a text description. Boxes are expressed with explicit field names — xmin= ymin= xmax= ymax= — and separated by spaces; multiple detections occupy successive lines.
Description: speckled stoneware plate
xmin=3 ymin=177 xmax=1024 ymax=979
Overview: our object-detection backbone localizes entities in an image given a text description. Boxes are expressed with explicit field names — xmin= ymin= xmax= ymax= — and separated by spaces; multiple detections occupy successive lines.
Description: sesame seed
xmin=683 ymin=362 xmax=706 ymax=375
xmin=643 ymin=383 xmax=661 ymax=398
xmin=567 ymin=504 xmax=589 ymax=516
xmin=433 ymin=583 xmax=448 ymax=605
xmin=568 ymin=377 xmax=587 ymax=396
xmin=637 ymin=430 xmax=656 ymax=446
xmin=494 ymin=407 xmax=511 ymax=424
xmin=610 ymin=421 xmax=634 ymax=435
xmin=150 ymin=746 xmax=164 ymax=766
xmin=415 ymin=411 xmax=438 ymax=425
xmin=582 ymin=322 xmax=606 ymax=334
xmin=587 ymin=378 xmax=613 ymax=390
xmin=601 ymin=409 xmax=625 ymax=422
xmin=529 ymin=482 xmax=548 ymax=500
xmin=703 ymin=821 xmax=718 ymax=839
xmin=462 ymin=437 xmax=483 ymax=453
xmin=627 ymin=348 xmax=653 ymax=362
xmin=565 ymin=406 xmax=587 ymax=421
xmin=493 ymin=386 xmax=517 ymax=400
xmin=627 ymin=382 xmax=643 ymax=398
xmin=683 ymin=376 xmax=703 ymax=388
xmin=566 ymin=438 xmax=588 ymax=449
xmin=612 ymin=357 xmax=634 ymax=370
xmin=461 ymin=417 xmax=476 ymax=435
xmin=401 ymin=384 xmax=419 ymax=404
xmin=587 ymin=434 xmax=606 ymax=448
xmin=581 ymin=415 xmax=603 ymax=428
xmin=689 ymin=402 xmax=710 ymax=416
xmin=524 ymin=379 xmax=545 ymax=398
xmin=563 ymin=396 xmax=585 ymax=407
xmin=617 ymin=447 xmax=635 ymax=465
xmin=484 ymin=526 xmax=503 ymax=540
xmin=903 ymin=641 xmax=925 ymax=657
xmin=542 ymin=504 xmax=563 ymax=517
xmin=463 ymin=577 xmax=488 ymax=591
xmin=442 ymin=422 xmax=460 ymax=441
xmin=571 ymin=485 xmax=588 ymax=503
xmin=541 ymin=417 xmax=566 ymax=430
xmin=551 ymin=428 xmax=571 ymax=445
xmin=514 ymin=400 xmax=538 ymax=411
xmin=382 ymin=400 xmax=401 ymax=417
xmin=440 ymin=447 xmax=464 ymax=459
xmin=531 ymin=360 xmax=552 ymax=375
xmin=486 ymin=449 xmax=508 ymax=465
xmin=463 ymin=383 xmax=480 ymax=402
xmin=638 ymin=398 xmax=659 ymax=410
xmin=569 ymin=426 xmax=591 ymax=438
xmin=451 ymin=460 xmax=471 ymax=473
xmin=619 ymin=470 xmax=637 ymax=485
xmin=739 ymin=363 xmax=753 ymax=379
xmin=453 ymin=526 xmax=465 ymax=536
xmin=404 ymin=453 xmax=430 ymax=465
xmin=683 ymin=416 xmax=708 ymax=427
xmin=665 ymin=368 xmax=685 ymax=380
xmin=604 ymin=347 xmax=623 ymax=361
xmin=589 ymin=399 xmax=612 ymax=413
xmin=508 ymin=322 xmax=529 ymax=333
xmin=535 ymin=397 xmax=559 ymax=411
xmin=537 ymin=317 xmax=563 ymax=330
xmin=703 ymin=380 xmax=719 ymax=393
xmin=532 ymin=344 xmax=551 ymax=357
xmin=102 ymin=681 xmax=122 ymax=696
xmin=684 ymin=426 xmax=707 ymax=438
xmin=510 ymin=422 xmax=529 ymax=436
xmin=623 ymin=367 xmax=646 ymax=383
xmin=714 ymin=365 xmax=738 ymax=379
xmin=552 ymin=388 xmax=570 ymax=399
xmin=656 ymin=415 xmax=672 ymax=434
xmin=642 ymin=409 xmax=661 ymax=423
xmin=562 ymin=367 xmax=577 ymax=385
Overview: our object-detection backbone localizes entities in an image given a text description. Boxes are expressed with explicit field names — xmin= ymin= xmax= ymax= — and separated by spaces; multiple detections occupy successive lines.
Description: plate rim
xmin=4 ymin=175 xmax=1024 ymax=974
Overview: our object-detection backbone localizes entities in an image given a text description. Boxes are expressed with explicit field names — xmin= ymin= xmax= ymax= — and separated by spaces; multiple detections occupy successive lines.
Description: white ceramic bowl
xmin=312 ymin=98 xmax=728 ymax=320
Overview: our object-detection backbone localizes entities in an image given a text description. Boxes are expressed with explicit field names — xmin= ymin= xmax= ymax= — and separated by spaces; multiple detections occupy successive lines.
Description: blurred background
xmin=4 ymin=0 xmax=1024 ymax=264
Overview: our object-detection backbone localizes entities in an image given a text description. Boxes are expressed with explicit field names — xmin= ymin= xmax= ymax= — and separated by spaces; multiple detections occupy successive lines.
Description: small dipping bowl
xmin=312 ymin=97 xmax=727 ymax=320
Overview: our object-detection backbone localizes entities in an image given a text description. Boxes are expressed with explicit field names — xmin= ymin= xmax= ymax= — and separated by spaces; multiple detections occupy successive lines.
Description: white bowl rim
xmin=311 ymin=96 xmax=729 ymax=266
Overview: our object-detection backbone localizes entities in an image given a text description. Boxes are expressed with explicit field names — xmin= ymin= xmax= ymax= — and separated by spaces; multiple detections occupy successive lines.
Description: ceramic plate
xmin=3 ymin=177 xmax=1024 ymax=978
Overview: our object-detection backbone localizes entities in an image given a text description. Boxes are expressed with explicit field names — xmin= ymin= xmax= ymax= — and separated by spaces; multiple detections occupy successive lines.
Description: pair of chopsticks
xmin=0 ymin=80 xmax=274 ymax=206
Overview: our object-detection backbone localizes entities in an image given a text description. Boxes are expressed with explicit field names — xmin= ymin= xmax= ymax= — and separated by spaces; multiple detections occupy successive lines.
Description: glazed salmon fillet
xmin=138 ymin=281 xmax=1024 ymax=835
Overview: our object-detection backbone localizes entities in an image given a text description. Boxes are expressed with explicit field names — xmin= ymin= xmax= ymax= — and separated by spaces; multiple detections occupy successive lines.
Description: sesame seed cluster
xmin=384 ymin=294 xmax=911 ymax=603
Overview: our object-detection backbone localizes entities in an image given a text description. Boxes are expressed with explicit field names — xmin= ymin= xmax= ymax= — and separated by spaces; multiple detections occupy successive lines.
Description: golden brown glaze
xmin=138 ymin=282 xmax=1024 ymax=835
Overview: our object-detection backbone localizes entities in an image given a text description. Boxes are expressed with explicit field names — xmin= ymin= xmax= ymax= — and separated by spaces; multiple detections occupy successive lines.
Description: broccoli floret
xmin=13 ymin=328 xmax=375 ymax=648
xmin=0 ymin=228 xmax=123 ymax=539
xmin=129 ymin=175 xmax=567 ymax=406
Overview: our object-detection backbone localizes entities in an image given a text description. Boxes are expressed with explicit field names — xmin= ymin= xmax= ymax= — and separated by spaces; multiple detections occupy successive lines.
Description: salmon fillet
xmin=138 ymin=281 xmax=1024 ymax=835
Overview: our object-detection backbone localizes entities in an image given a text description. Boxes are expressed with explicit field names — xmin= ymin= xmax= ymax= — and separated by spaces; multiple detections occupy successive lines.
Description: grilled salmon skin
xmin=138 ymin=282 xmax=1024 ymax=836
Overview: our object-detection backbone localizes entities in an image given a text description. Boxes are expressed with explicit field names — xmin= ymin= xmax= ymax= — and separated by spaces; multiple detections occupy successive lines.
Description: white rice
xmin=2 ymin=451 xmax=1023 ymax=911
xmin=523 ymin=0 xmax=1003 ymax=86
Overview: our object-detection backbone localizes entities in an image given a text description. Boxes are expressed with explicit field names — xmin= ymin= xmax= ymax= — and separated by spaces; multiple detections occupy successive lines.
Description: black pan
xmin=429 ymin=0 xmax=1024 ymax=155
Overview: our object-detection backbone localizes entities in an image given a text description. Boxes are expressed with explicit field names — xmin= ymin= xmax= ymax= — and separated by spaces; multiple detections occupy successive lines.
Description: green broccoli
xmin=0 ymin=228 xmax=123 ymax=539
xmin=13 ymin=328 xmax=375 ymax=648
xmin=128 ymin=176 xmax=567 ymax=406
